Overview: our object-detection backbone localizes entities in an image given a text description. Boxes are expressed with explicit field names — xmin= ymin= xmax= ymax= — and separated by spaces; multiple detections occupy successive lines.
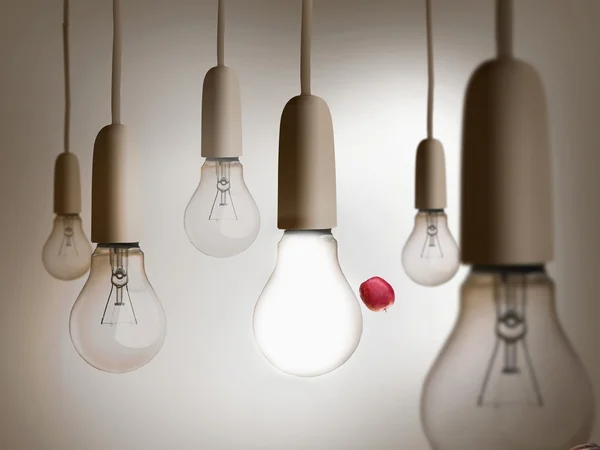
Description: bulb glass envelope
xmin=184 ymin=157 xmax=260 ymax=257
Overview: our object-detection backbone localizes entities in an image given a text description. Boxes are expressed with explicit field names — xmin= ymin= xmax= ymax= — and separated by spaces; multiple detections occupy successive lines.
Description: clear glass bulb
xmin=421 ymin=266 xmax=595 ymax=450
xmin=402 ymin=209 xmax=460 ymax=287
xmin=42 ymin=214 xmax=93 ymax=281
xmin=184 ymin=157 xmax=260 ymax=258
xmin=253 ymin=230 xmax=363 ymax=377
xmin=69 ymin=244 xmax=167 ymax=374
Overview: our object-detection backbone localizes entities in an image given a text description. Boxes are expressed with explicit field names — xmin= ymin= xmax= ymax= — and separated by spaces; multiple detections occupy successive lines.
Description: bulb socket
xmin=53 ymin=152 xmax=82 ymax=215
xmin=460 ymin=57 xmax=553 ymax=265
xmin=91 ymin=124 xmax=140 ymax=244
xmin=277 ymin=94 xmax=337 ymax=230
xmin=415 ymin=138 xmax=447 ymax=210
xmin=201 ymin=65 xmax=243 ymax=158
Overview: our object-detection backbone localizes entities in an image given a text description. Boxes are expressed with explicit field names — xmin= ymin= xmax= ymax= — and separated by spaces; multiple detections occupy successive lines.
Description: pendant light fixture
xmin=42 ymin=0 xmax=93 ymax=281
xmin=252 ymin=0 xmax=363 ymax=378
xmin=401 ymin=0 xmax=459 ymax=287
xmin=184 ymin=0 xmax=261 ymax=258
xmin=420 ymin=1 xmax=595 ymax=448
xmin=69 ymin=0 xmax=166 ymax=374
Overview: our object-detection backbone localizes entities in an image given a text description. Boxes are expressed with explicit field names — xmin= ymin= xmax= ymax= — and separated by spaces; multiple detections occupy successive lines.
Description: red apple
xmin=359 ymin=276 xmax=395 ymax=312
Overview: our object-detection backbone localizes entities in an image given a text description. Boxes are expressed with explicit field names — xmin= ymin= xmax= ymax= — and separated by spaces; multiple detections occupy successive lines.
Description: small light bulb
xmin=42 ymin=214 xmax=92 ymax=281
xmin=69 ymin=244 xmax=166 ymax=374
xmin=253 ymin=230 xmax=363 ymax=377
xmin=184 ymin=157 xmax=260 ymax=258
xmin=401 ymin=209 xmax=459 ymax=287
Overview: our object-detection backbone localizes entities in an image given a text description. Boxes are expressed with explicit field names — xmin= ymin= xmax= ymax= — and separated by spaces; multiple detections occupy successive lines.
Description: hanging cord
xmin=425 ymin=0 xmax=434 ymax=139
xmin=111 ymin=0 xmax=122 ymax=124
xmin=217 ymin=0 xmax=225 ymax=66
xmin=496 ymin=0 xmax=513 ymax=58
xmin=300 ymin=0 xmax=312 ymax=95
xmin=62 ymin=0 xmax=71 ymax=152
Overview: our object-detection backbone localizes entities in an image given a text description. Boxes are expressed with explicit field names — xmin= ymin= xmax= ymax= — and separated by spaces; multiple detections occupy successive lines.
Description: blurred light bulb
xmin=69 ymin=244 xmax=166 ymax=374
xmin=421 ymin=266 xmax=595 ymax=450
xmin=184 ymin=157 xmax=260 ymax=258
xmin=42 ymin=214 xmax=92 ymax=281
xmin=402 ymin=209 xmax=459 ymax=286
xmin=253 ymin=230 xmax=363 ymax=377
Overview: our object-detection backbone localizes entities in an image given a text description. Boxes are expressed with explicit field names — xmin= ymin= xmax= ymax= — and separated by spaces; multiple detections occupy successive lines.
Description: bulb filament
xmin=209 ymin=160 xmax=238 ymax=220
xmin=421 ymin=210 xmax=443 ymax=258
xmin=59 ymin=216 xmax=79 ymax=256
xmin=101 ymin=247 xmax=138 ymax=326
xmin=477 ymin=271 xmax=544 ymax=408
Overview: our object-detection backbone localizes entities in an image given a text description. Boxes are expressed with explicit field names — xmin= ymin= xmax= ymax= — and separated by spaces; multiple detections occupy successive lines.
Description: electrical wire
xmin=425 ymin=0 xmax=434 ymax=139
xmin=62 ymin=0 xmax=70 ymax=152
xmin=496 ymin=0 xmax=513 ymax=58
xmin=217 ymin=0 xmax=225 ymax=66
xmin=301 ymin=0 xmax=312 ymax=95
xmin=112 ymin=0 xmax=122 ymax=124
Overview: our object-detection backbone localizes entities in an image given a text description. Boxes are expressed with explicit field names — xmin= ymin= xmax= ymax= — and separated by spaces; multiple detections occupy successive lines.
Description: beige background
xmin=1 ymin=0 xmax=599 ymax=448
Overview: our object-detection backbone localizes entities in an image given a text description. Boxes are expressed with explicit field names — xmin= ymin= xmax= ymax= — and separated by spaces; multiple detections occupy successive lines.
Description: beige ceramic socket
xmin=415 ymin=138 xmax=447 ymax=210
xmin=201 ymin=65 xmax=242 ymax=158
xmin=460 ymin=57 xmax=553 ymax=265
xmin=53 ymin=152 xmax=82 ymax=215
xmin=277 ymin=94 xmax=337 ymax=230
xmin=91 ymin=124 xmax=140 ymax=244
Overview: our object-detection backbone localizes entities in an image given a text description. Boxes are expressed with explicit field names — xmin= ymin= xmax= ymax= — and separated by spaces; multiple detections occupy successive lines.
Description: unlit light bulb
xmin=253 ymin=230 xmax=363 ymax=377
xmin=421 ymin=266 xmax=595 ymax=449
xmin=42 ymin=214 xmax=92 ymax=281
xmin=184 ymin=157 xmax=260 ymax=258
xmin=69 ymin=244 xmax=166 ymax=373
xmin=402 ymin=209 xmax=459 ymax=286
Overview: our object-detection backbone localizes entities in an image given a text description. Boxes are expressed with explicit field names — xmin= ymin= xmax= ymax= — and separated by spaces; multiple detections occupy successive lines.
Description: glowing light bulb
xmin=42 ymin=214 xmax=92 ymax=281
xmin=421 ymin=266 xmax=595 ymax=450
xmin=184 ymin=157 xmax=260 ymax=258
xmin=253 ymin=230 xmax=363 ymax=377
xmin=401 ymin=209 xmax=459 ymax=287
xmin=69 ymin=244 xmax=166 ymax=374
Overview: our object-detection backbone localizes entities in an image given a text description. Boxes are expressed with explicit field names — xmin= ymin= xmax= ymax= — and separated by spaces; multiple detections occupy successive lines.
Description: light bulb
xmin=402 ymin=209 xmax=459 ymax=287
xmin=69 ymin=244 xmax=166 ymax=374
xmin=184 ymin=157 xmax=260 ymax=258
xmin=421 ymin=266 xmax=595 ymax=450
xmin=253 ymin=230 xmax=363 ymax=377
xmin=42 ymin=214 xmax=92 ymax=281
